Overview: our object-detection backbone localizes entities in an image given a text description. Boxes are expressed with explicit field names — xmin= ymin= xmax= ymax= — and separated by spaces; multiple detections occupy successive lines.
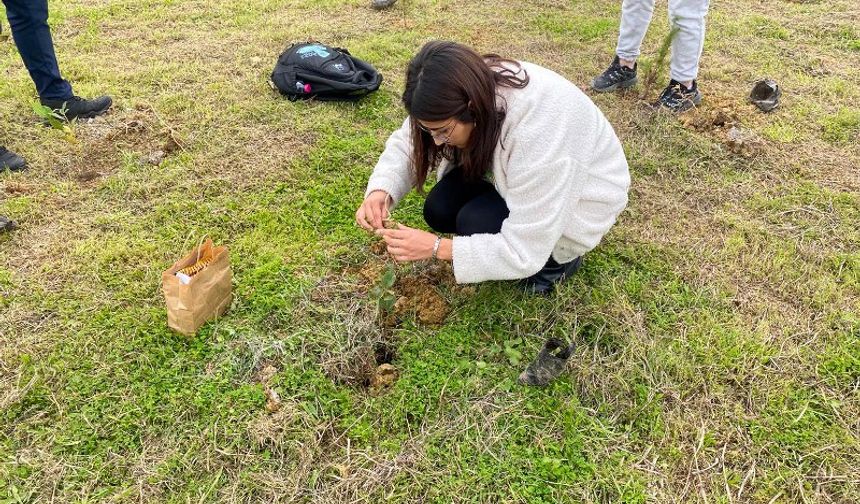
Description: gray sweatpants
xmin=615 ymin=0 xmax=710 ymax=83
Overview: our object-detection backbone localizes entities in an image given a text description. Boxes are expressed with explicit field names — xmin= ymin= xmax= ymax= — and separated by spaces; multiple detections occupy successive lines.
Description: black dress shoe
xmin=521 ymin=256 xmax=583 ymax=295
xmin=0 ymin=146 xmax=27 ymax=172
xmin=40 ymin=95 xmax=113 ymax=121
xmin=1 ymin=215 xmax=18 ymax=233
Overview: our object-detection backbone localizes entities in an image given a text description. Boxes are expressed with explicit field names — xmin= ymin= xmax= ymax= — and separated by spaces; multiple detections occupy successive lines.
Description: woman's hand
xmin=355 ymin=190 xmax=391 ymax=231
xmin=375 ymin=224 xmax=439 ymax=262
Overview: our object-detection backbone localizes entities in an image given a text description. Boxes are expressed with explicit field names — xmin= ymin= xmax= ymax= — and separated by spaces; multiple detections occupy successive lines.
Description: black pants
xmin=423 ymin=166 xmax=509 ymax=236
xmin=424 ymin=166 xmax=572 ymax=279
xmin=3 ymin=0 xmax=73 ymax=100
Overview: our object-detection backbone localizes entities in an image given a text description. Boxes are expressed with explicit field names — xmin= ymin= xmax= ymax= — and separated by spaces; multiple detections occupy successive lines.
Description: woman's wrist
xmin=434 ymin=238 xmax=453 ymax=261
xmin=431 ymin=236 xmax=443 ymax=259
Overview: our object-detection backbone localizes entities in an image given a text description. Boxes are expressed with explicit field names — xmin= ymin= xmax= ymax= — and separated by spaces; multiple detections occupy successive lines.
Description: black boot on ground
xmin=521 ymin=256 xmax=582 ymax=295
xmin=0 ymin=146 xmax=27 ymax=172
xmin=40 ymin=95 xmax=113 ymax=121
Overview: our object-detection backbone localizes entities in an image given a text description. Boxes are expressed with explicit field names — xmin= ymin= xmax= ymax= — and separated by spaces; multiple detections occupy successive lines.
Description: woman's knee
xmin=455 ymin=202 xmax=507 ymax=236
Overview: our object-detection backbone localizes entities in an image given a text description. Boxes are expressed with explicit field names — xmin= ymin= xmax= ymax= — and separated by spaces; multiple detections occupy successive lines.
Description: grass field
xmin=1 ymin=0 xmax=859 ymax=502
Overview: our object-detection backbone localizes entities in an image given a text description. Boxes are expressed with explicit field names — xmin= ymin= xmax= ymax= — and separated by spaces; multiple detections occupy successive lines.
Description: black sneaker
xmin=0 ymin=146 xmax=27 ymax=172
xmin=591 ymin=56 xmax=638 ymax=92
xmin=521 ymin=256 xmax=582 ymax=295
xmin=40 ymin=95 xmax=113 ymax=121
xmin=658 ymin=79 xmax=702 ymax=112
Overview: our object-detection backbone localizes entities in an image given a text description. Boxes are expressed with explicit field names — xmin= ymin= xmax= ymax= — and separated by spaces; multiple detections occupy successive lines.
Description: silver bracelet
xmin=431 ymin=236 xmax=442 ymax=260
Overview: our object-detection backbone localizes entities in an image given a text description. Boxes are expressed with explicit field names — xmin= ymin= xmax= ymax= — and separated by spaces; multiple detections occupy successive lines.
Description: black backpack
xmin=271 ymin=42 xmax=383 ymax=101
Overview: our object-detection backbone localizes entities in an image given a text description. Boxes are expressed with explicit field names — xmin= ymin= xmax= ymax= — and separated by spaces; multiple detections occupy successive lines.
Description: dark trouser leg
xmin=423 ymin=166 xmax=504 ymax=234
xmin=3 ymin=0 xmax=73 ymax=100
xmin=454 ymin=189 xmax=509 ymax=235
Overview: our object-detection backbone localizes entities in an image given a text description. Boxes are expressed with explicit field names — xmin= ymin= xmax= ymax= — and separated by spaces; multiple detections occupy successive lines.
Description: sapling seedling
xmin=368 ymin=262 xmax=397 ymax=313
xmin=639 ymin=21 xmax=680 ymax=101
xmin=32 ymin=102 xmax=76 ymax=143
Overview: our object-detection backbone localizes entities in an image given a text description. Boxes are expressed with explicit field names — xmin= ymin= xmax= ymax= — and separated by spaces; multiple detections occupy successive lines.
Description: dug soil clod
xmin=394 ymin=276 xmax=450 ymax=325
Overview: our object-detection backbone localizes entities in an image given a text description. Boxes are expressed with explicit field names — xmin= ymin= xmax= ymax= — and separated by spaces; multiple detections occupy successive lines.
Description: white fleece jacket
xmin=365 ymin=61 xmax=630 ymax=284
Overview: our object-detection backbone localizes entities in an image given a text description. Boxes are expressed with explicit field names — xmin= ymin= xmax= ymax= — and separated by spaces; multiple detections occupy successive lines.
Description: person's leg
xmin=3 ymin=0 xmax=112 ymax=119
xmin=667 ymin=0 xmax=709 ymax=86
xmin=616 ymin=0 xmax=657 ymax=66
xmin=423 ymin=166 xmax=498 ymax=234
xmin=454 ymin=189 xmax=509 ymax=236
xmin=2 ymin=0 xmax=73 ymax=100
xmin=592 ymin=0 xmax=655 ymax=92
xmin=656 ymin=0 xmax=709 ymax=112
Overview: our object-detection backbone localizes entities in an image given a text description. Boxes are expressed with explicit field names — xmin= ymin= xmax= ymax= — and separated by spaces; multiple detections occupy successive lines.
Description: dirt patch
xmin=679 ymin=107 xmax=738 ymax=133
xmin=3 ymin=181 xmax=36 ymax=195
xmin=369 ymin=239 xmax=388 ymax=256
xmin=374 ymin=341 xmax=396 ymax=365
xmin=312 ymin=255 xmax=454 ymax=391
xmin=679 ymin=96 xmax=765 ymax=157
xmin=67 ymin=106 xmax=183 ymax=181
xmin=351 ymin=255 xmax=453 ymax=326
xmin=322 ymin=341 xmax=400 ymax=392
xmin=75 ymin=171 xmax=102 ymax=183
xmin=393 ymin=275 xmax=450 ymax=326
xmin=354 ymin=260 xmax=389 ymax=285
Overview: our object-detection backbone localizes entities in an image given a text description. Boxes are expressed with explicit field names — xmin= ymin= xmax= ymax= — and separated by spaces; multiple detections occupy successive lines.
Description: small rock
xmin=370 ymin=363 xmax=399 ymax=389
xmin=725 ymin=126 xmax=763 ymax=156
xmin=146 ymin=150 xmax=166 ymax=166
xmin=264 ymin=386 xmax=282 ymax=412
xmin=256 ymin=364 xmax=279 ymax=384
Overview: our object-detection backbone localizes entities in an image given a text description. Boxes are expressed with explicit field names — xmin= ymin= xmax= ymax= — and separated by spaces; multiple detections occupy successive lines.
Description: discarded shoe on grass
xmin=371 ymin=0 xmax=397 ymax=9
xmin=0 ymin=216 xmax=18 ymax=234
xmin=518 ymin=338 xmax=575 ymax=387
xmin=749 ymin=79 xmax=780 ymax=113
xmin=0 ymin=146 xmax=27 ymax=172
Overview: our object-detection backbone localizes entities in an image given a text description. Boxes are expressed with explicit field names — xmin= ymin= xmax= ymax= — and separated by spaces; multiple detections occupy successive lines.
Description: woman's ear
xmin=461 ymin=101 xmax=475 ymax=122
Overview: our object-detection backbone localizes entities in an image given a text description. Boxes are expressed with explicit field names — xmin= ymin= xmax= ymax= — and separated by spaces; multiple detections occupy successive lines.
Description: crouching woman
xmin=356 ymin=41 xmax=630 ymax=294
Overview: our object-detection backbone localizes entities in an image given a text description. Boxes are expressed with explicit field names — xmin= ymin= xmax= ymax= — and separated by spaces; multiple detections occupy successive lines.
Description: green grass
xmin=2 ymin=0 xmax=859 ymax=502
xmin=821 ymin=108 xmax=860 ymax=144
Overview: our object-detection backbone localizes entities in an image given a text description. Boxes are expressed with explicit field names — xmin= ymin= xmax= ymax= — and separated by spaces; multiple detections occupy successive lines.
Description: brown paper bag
xmin=162 ymin=238 xmax=232 ymax=335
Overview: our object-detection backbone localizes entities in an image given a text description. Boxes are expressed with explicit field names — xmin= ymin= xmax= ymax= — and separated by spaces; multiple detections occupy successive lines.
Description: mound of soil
xmin=394 ymin=276 xmax=450 ymax=326
xmin=678 ymin=97 xmax=763 ymax=157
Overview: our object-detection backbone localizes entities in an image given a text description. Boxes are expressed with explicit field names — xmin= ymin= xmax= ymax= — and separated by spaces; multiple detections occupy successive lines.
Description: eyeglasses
xmin=417 ymin=119 xmax=458 ymax=144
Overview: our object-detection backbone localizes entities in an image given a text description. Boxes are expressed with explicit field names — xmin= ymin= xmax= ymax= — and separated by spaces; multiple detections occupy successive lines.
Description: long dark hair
xmin=402 ymin=41 xmax=530 ymax=189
